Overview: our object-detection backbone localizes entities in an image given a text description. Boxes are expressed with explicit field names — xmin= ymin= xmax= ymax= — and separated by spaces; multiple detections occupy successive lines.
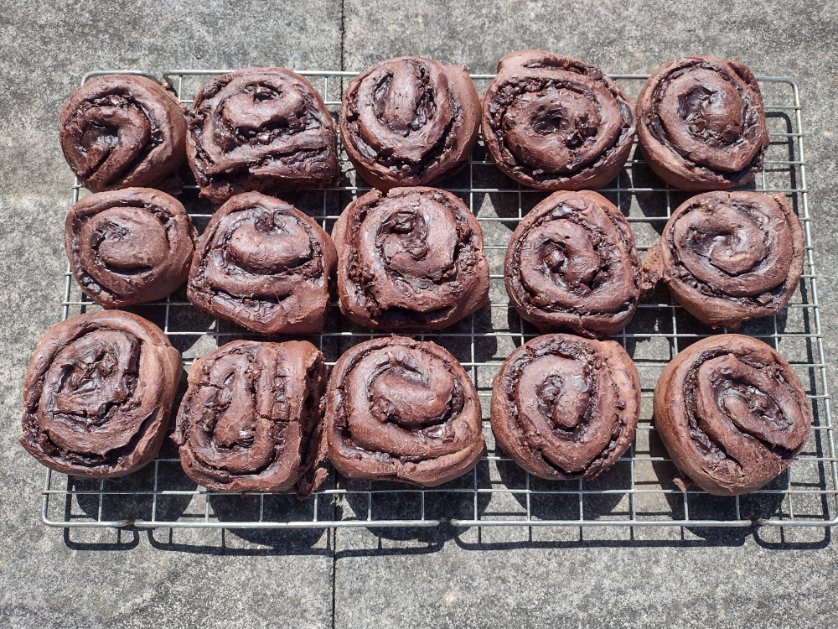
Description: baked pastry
xmin=325 ymin=336 xmax=484 ymax=486
xmin=20 ymin=311 xmax=180 ymax=477
xmin=482 ymin=50 xmax=635 ymax=190
xmin=173 ymin=340 xmax=328 ymax=495
xmin=505 ymin=190 xmax=640 ymax=336
xmin=641 ymin=191 xmax=803 ymax=329
xmin=491 ymin=333 xmax=640 ymax=481
xmin=340 ymin=56 xmax=481 ymax=189
xmin=59 ymin=74 xmax=186 ymax=191
xmin=636 ymin=55 xmax=769 ymax=190
xmin=65 ymin=187 xmax=196 ymax=308
xmin=333 ymin=187 xmax=489 ymax=330
xmin=187 ymin=192 xmax=336 ymax=335
xmin=654 ymin=335 xmax=811 ymax=495
xmin=186 ymin=68 xmax=339 ymax=203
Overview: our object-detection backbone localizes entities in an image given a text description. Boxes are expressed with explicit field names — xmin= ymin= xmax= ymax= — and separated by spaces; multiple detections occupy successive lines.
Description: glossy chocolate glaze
xmin=636 ymin=56 xmax=769 ymax=190
xmin=187 ymin=192 xmax=336 ymax=335
xmin=187 ymin=68 xmax=339 ymax=203
xmin=641 ymin=191 xmax=803 ymax=329
xmin=491 ymin=334 xmax=640 ymax=480
xmin=341 ymin=57 xmax=480 ymax=190
xmin=654 ymin=335 xmax=810 ymax=495
xmin=325 ymin=336 xmax=484 ymax=486
xmin=20 ymin=311 xmax=181 ymax=477
xmin=65 ymin=187 xmax=196 ymax=308
xmin=505 ymin=190 xmax=640 ymax=337
xmin=333 ymin=187 xmax=489 ymax=331
xmin=173 ymin=340 xmax=327 ymax=495
xmin=482 ymin=50 xmax=636 ymax=190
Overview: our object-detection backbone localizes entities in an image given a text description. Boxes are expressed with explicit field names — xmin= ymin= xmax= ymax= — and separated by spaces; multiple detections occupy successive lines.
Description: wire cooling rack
xmin=41 ymin=69 xmax=837 ymax=533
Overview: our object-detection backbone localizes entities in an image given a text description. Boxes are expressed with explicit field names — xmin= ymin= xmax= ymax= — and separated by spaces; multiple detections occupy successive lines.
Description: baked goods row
xmin=66 ymin=186 xmax=803 ymax=335
xmin=21 ymin=311 xmax=811 ymax=497
xmin=59 ymin=52 xmax=769 ymax=198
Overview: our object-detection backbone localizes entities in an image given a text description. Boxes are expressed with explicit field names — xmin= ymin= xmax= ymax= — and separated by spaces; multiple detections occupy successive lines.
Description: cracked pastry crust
xmin=187 ymin=192 xmax=336 ymax=335
xmin=332 ymin=186 xmax=489 ymax=331
xmin=173 ymin=340 xmax=328 ymax=495
xmin=340 ymin=56 xmax=481 ymax=190
xmin=20 ymin=311 xmax=181 ymax=478
xmin=505 ymin=190 xmax=640 ymax=337
xmin=641 ymin=191 xmax=803 ymax=329
xmin=482 ymin=50 xmax=636 ymax=191
xmin=325 ymin=336 xmax=485 ymax=486
xmin=491 ymin=333 xmax=640 ymax=481
xmin=654 ymin=335 xmax=810 ymax=496
xmin=636 ymin=55 xmax=769 ymax=191
xmin=186 ymin=67 xmax=339 ymax=203
xmin=59 ymin=74 xmax=186 ymax=192
xmin=65 ymin=187 xmax=196 ymax=308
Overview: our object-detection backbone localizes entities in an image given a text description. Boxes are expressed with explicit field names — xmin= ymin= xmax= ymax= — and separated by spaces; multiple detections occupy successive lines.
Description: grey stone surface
xmin=335 ymin=1 xmax=838 ymax=628
xmin=2 ymin=1 xmax=838 ymax=628
xmin=0 ymin=2 xmax=341 ymax=628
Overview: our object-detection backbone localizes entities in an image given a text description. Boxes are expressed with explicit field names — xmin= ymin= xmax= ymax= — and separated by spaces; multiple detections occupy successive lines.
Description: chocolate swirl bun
xmin=187 ymin=192 xmax=336 ymax=335
xmin=20 ymin=311 xmax=180 ymax=477
xmin=482 ymin=50 xmax=636 ymax=190
xmin=641 ymin=192 xmax=804 ymax=329
xmin=333 ymin=187 xmax=489 ymax=330
xmin=505 ymin=190 xmax=640 ymax=336
xmin=187 ymin=68 xmax=339 ymax=203
xmin=340 ymin=56 xmax=481 ymax=190
xmin=173 ymin=340 xmax=328 ymax=495
xmin=492 ymin=334 xmax=640 ymax=481
xmin=65 ymin=188 xmax=196 ymax=308
xmin=325 ymin=336 xmax=484 ymax=486
xmin=59 ymin=75 xmax=186 ymax=192
xmin=636 ymin=56 xmax=769 ymax=191
xmin=655 ymin=335 xmax=810 ymax=495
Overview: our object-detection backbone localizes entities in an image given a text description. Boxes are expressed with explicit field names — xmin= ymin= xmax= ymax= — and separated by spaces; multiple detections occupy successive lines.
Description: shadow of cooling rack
xmin=40 ymin=69 xmax=838 ymax=540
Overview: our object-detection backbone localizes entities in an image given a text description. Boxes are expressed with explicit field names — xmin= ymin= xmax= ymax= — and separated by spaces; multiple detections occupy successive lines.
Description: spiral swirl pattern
xmin=187 ymin=192 xmax=336 ymax=335
xmin=187 ymin=68 xmax=339 ymax=203
xmin=654 ymin=335 xmax=810 ymax=495
xmin=340 ymin=56 xmax=481 ymax=189
xmin=333 ymin=187 xmax=489 ymax=330
xmin=492 ymin=334 xmax=640 ymax=481
xmin=641 ymin=191 xmax=804 ymax=329
xmin=20 ymin=311 xmax=181 ymax=477
xmin=59 ymin=75 xmax=186 ymax=192
xmin=65 ymin=188 xmax=196 ymax=308
xmin=482 ymin=50 xmax=636 ymax=191
xmin=325 ymin=336 xmax=484 ymax=486
xmin=173 ymin=340 xmax=328 ymax=494
xmin=637 ymin=56 xmax=769 ymax=190
xmin=505 ymin=190 xmax=640 ymax=337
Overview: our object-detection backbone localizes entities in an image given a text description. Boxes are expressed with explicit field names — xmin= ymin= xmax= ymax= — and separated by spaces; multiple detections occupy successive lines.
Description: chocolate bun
xmin=636 ymin=55 xmax=769 ymax=190
xmin=173 ymin=340 xmax=328 ymax=495
xmin=65 ymin=188 xmax=196 ymax=308
xmin=491 ymin=334 xmax=640 ymax=481
xmin=325 ymin=336 xmax=484 ymax=486
xmin=187 ymin=192 xmax=336 ymax=335
xmin=654 ymin=335 xmax=810 ymax=495
xmin=333 ymin=187 xmax=489 ymax=331
xmin=20 ymin=311 xmax=180 ymax=477
xmin=340 ymin=56 xmax=481 ymax=190
xmin=187 ymin=68 xmax=339 ymax=203
xmin=482 ymin=50 xmax=635 ymax=190
xmin=505 ymin=190 xmax=640 ymax=336
xmin=59 ymin=74 xmax=186 ymax=192
xmin=641 ymin=191 xmax=804 ymax=329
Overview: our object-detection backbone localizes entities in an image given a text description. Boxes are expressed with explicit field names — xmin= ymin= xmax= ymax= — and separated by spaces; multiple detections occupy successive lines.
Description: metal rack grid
xmin=41 ymin=69 xmax=837 ymax=532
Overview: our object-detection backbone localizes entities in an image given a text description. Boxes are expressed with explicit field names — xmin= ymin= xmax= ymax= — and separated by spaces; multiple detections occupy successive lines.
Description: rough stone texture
xmin=0 ymin=2 xmax=340 ymax=628
xmin=2 ymin=1 xmax=838 ymax=628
